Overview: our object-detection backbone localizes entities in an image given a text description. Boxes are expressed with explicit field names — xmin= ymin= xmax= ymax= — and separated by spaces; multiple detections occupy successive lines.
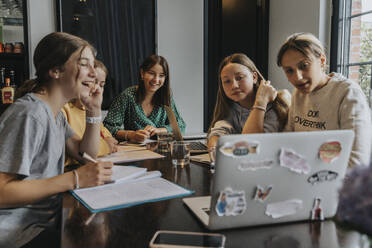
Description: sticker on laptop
xmin=254 ymin=185 xmax=273 ymax=202
xmin=319 ymin=141 xmax=341 ymax=163
xmin=307 ymin=170 xmax=338 ymax=185
xmin=279 ymin=148 xmax=310 ymax=174
xmin=265 ymin=199 xmax=303 ymax=219
xmin=215 ymin=188 xmax=246 ymax=216
xmin=220 ymin=141 xmax=259 ymax=158
xmin=238 ymin=159 xmax=274 ymax=171
xmin=310 ymin=198 xmax=324 ymax=221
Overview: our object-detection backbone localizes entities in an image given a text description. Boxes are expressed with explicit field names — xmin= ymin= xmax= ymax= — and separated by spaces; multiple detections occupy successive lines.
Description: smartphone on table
xmin=149 ymin=230 xmax=226 ymax=248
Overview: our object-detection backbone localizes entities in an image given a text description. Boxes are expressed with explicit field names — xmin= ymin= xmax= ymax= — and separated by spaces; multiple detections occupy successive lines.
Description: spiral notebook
xmin=71 ymin=165 xmax=193 ymax=213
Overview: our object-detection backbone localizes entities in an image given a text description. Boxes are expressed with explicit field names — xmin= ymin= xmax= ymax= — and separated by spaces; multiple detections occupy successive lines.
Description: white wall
xmin=268 ymin=0 xmax=332 ymax=90
xmin=26 ymin=0 xmax=332 ymax=128
xmin=27 ymin=0 xmax=56 ymax=78
xmin=157 ymin=0 xmax=204 ymax=133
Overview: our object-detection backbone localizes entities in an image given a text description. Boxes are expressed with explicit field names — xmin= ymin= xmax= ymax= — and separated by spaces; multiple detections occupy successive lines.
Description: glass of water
xmin=171 ymin=141 xmax=190 ymax=168
xmin=208 ymin=146 xmax=216 ymax=173
xmin=157 ymin=132 xmax=174 ymax=153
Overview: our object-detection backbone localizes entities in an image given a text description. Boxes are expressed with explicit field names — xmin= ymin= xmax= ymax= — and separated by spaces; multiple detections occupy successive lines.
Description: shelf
xmin=0 ymin=53 xmax=24 ymax=59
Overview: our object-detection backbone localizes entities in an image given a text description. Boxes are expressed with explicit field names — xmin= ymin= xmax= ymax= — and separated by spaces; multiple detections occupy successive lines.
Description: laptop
xmin=183 ymin=133 xmax=207 ymax=140
xmin=164 ymin=105 xmax=208 ymax=153
xmin=183 ymin=130 xmax=354 ymax=230
xmin=182 ymin=133 xmax=208 ymax=154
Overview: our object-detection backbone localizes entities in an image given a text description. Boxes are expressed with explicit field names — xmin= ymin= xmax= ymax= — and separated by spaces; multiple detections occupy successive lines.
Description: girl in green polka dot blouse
xmin=103 ymin=55 xmax=186 ymax=142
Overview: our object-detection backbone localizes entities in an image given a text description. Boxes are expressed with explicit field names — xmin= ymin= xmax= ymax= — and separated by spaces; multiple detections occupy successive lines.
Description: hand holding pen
xmin=76 ymin=152 xmax=113 ymax=187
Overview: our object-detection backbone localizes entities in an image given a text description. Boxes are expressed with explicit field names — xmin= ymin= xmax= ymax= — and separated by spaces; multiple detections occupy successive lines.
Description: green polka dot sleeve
xmin=103 ymin=88 xmax=131 ymax=136
xmin=103 ymin=86 xmax=186 ymax=138
xmin=164 ymin=97 xmax=186 ymax=133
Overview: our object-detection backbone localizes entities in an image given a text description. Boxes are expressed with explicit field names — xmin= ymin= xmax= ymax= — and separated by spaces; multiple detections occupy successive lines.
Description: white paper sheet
xmin=134 ymin=170 xmax=162 ymax=181
xmin=73 ymin=177 xmax=191 ymax=211
xmin=116 ymin=145 xmax=148 ymax=152
xmin=265 ymin=199 xmax=303 ymax=219
xmin=99 ymin=150 xmax=164 ymax=163
xmin=110 ymin=166 xmax=147 ymax=183
xmin=119 ymin=139 xmax=155 ymax=146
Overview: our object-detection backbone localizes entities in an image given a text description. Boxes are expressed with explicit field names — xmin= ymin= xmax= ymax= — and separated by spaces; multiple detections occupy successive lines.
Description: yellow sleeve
xmin=100 ymin=123 xmax=112 ymax=138
xmin=61 ymin=106 xmax=68 ymax=119
xmin=98 ymin=137 xmax=111 ymax=157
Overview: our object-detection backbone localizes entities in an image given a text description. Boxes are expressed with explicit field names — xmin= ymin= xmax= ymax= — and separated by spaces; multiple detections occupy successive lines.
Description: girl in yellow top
xmin=62 ymin=60 xmax=118 ymax=166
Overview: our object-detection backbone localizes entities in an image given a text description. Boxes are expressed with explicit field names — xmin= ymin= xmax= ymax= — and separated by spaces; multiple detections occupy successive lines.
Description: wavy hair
xmin=209 ymin=53 xmax=290 ymax=132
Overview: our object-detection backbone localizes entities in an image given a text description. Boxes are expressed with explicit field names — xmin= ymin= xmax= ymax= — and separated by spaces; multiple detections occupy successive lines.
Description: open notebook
xmin=71 ymin=165 xmax=193 ymax=213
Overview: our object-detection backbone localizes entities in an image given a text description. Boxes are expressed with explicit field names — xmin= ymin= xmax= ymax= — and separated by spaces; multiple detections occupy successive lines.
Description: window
xmin=334 ymin=0 xmax=372 ymax=104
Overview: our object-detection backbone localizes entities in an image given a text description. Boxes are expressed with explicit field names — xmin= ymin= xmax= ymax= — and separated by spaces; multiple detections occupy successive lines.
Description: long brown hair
xmin=16 ymin=32 xmax=94 ymax=98
xmin=135 ymin=54 xmax=171 ymax=106
xmin=209 ymin=53 xmax=290 ymax=131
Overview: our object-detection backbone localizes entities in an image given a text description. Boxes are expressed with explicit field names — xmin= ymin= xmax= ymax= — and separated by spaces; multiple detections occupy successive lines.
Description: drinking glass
xmin=157 ymin=132 xmax=174 ymax=153
xmin=171 ymin=141 xmax=190 ymax=167
xmin=208 ymin=146 xmax=216 ymax=173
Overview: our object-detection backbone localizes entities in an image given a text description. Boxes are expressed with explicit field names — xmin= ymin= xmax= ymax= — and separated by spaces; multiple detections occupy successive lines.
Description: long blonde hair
xmin=209 ymin=53 xmax=290 ymax=132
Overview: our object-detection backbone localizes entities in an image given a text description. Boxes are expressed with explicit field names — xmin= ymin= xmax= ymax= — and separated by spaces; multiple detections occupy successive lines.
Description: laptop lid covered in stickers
xmin=206 ymin=130 xmax=354 ymax=230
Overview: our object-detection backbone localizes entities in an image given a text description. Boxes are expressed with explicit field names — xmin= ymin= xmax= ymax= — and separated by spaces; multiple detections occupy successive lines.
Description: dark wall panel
xmin=204 ymin=0 xmax=269 ymax=131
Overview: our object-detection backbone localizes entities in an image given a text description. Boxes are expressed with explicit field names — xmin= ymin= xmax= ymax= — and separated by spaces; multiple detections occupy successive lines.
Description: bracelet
xmin=124 ymin=131 xmax=129 ymax=141
xmin=72 ymin=170 xmax=79 ymax=189
xmin=251 ymin=105 xmax=266 ymax=112
xmin=86 ymin=115 xmax=101 ymax=124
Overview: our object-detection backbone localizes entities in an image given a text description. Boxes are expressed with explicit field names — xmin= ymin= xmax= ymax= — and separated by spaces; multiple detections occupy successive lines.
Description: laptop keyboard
xmin=189 ymin=141 xmax=208 ymax=151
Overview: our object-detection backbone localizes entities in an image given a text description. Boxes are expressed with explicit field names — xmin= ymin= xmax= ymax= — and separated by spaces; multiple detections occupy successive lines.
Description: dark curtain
xmin=57 ymin=0 xmax=156 ymax=109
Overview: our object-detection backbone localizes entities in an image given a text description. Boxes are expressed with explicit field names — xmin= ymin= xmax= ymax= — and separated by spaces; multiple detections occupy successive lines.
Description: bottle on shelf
xmin=9 ymin=69 xmax=15 ymax=88
xmin=1 ymin=76 xmax=14 ymax=104
xmin=0 ymin=67 xmax=3 ymax=104
xmin=0 ymin=67 xmax=4 ymax=87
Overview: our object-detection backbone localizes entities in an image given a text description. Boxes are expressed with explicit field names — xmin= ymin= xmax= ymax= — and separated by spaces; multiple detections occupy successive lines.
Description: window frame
xmin=331 ymin=0 xmax=372 ymax=100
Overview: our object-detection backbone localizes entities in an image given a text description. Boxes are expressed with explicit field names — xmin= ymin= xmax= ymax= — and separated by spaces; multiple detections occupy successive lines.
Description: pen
xmin=84 ymin=213 xmax=97 ymax=226
xmin=79 ymin=151 xmax=115 ymax=184
xmin=78 ymin=151 xmax=98 ymax=163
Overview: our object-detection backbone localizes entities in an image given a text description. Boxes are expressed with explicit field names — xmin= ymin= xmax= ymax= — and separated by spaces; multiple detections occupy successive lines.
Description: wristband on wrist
xmin=72 ymin=170 xmax=79 ymax=189
xmin=124 ymin=131 xmax=129 ymax=141
xmin=86 ymin=115 xmax=101 ymax=124
xmin=251 ymin=105 xmax=266 ymax=112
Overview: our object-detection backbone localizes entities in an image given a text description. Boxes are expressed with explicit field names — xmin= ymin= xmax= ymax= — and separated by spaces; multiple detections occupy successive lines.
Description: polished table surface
xmin=61 ymin=151 xmax=371 ymax=248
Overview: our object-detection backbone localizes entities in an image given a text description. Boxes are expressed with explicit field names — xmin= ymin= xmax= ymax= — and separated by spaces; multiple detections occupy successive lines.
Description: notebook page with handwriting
xmin=71 ymin=176 xmax=193 ymax=213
